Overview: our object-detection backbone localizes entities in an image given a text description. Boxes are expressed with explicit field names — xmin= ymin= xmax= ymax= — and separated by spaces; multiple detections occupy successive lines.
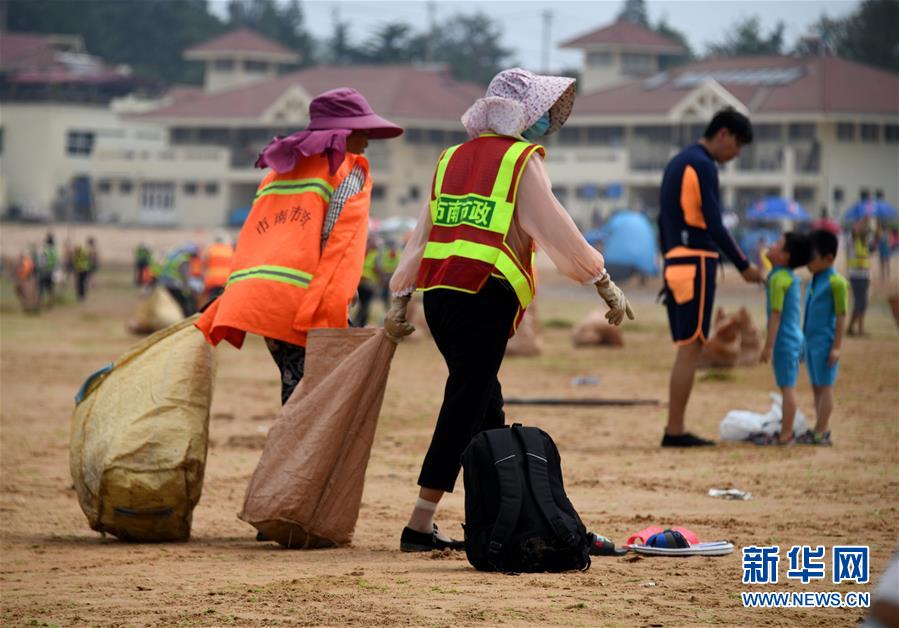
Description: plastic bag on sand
xmin=719 ymin=392 xmax=808 ymax=441
xmin=127 ymin=285 xmax=184 ymax=335
xmin=70 ymin=315 xmax=216 ymax=541
xmin=240 ymin=328 xmax=396 ymax=548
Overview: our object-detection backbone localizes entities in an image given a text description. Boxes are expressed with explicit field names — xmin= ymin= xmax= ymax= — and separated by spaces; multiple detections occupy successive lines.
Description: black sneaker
xmin=400 ymin=524 xmax=465 ymax=552
xmin=661 ymin=431 xmax=715 ymax=447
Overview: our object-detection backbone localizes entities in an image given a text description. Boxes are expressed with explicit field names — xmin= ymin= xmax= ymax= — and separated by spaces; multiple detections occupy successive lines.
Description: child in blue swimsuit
xmin=796 ymin=229 xmax=848 ymax=446
xmin=757 ymin=232 xmax=811 ymax=445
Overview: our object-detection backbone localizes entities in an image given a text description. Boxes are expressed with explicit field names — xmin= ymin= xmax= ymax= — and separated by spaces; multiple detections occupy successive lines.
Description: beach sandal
xmin=629 ymin=529 xmax=734 ymax=557
xmin=750 ymin=431 xmax=794 ymax=446
xmin=795 ymin=429 xmax=832 ymax=446
xmin=625 ymin=525 xmax=698 ymax=546
xmin=589 ymin=533 xmax=628 ymax=556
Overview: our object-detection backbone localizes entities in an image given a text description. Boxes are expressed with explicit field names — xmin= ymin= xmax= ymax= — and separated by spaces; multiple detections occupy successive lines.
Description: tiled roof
xmin=561 ymin=21 xmax=686 ymax=52
xmin=184 ymin=28 xmax=298 ymax=59
xmin=139 ymin=65 xmax=485 ymax=122
xmin=573 ymin=55 xmax=899 ymax=116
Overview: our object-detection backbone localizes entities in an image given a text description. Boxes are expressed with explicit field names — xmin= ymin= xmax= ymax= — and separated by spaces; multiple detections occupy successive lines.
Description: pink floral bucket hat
xmin=461 ymin=68 xmax=576 ymax=139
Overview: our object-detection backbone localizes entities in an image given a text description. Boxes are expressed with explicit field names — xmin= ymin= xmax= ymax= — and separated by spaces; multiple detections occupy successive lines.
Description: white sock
xmin=408 ymin=497 xmax=438 ymax=533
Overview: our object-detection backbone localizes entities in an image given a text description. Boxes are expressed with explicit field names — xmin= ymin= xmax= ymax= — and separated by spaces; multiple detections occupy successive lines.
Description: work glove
xmin=594 ymin=273 xmax=635 ymax=326
xmin=384 ymin=294 xmax=415 ymax=342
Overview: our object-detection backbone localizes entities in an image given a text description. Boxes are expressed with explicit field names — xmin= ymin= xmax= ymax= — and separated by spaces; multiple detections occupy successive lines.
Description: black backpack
xmin=461 ymin=424 xmax=592 ymax=573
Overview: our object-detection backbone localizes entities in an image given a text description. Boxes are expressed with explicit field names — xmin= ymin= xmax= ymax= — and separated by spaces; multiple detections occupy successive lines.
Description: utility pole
xmin=425 ymin=1 xmax=436 ymax=65
xmin=541 ymin=9 xmax=553 ymax=73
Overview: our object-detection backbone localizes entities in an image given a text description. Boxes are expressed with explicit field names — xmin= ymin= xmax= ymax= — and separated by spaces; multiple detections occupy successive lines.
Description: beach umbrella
xmin=746 ymin=197 xmax=811 ymax=222
xmin=842 ymin=199 xmax=898 ymax=223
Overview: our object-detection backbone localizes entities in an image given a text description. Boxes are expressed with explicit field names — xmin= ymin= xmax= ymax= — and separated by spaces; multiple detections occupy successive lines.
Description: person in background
xmin=755 ymin=233 xmax=812 ymax=446
xmin=353 ymin=236 xmax=381 ymax=327
xmin=158 ymin=245 xmax=198 ymax=317
xmin=378 ymin=239 xmax=401 ymax=311
xmin=135 ymin=243 xmax=152 ymax=287
xmin=38 ymin=233 xmax=59 ymax=307
xmin=73 ymin=244 xmax=92 ymax=301
xmin=658 ymin=108 xmax=763 ymax=448
xmin=847 ymin=219 xmax=874 ymax=336
xmin=14 ymin=251 xmax=39 ymax=313
xmin=61 ymin=238 xmax=74 ymax=292
xmin=203 ymin=232 xmax=234 ymax=302
xmin=878 ymin=223 xmax=891 ymax=280
xmin=386 ymin=68 xmax=633 ymax=551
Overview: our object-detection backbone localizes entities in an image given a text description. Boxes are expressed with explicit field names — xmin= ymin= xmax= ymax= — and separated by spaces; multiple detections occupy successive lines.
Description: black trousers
xmin=418 ymin=277 xmax=519 ymax=492
xmin=265 ymin=337 xmax=307 ymax=405
xmin=353 ymin=280 xmax=376 ymax=327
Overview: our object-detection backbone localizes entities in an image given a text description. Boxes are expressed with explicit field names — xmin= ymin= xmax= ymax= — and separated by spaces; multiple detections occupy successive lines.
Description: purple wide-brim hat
xmin=306 ymin=87 xmax=403 ymax=139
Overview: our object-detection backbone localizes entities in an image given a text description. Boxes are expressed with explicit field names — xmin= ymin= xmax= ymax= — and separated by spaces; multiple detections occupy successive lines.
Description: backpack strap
xmin=512 ymin=425 xmax=580 ymax=549
xmin=483 ymin=428 xmax=523 ymax=565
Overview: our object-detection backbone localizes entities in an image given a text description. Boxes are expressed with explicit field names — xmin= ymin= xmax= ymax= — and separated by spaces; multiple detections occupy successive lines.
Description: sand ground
xmin=1 ymin=225 xmax=897 ymax=627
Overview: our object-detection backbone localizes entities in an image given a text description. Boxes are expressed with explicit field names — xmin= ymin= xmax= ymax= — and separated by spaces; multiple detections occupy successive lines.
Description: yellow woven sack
xmin=70 ymin=315 xmax=216 ymax=541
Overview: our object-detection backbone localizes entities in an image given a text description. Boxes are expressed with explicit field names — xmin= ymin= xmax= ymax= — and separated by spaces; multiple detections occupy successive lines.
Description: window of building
xmin=788 ymin=123 xmax=815 ymax=141
xmin=0 ymin=127 xmax=4 ymax=156
xmin=860 ymin=187 xmax=870 ymax=200
xmin=213 ymin=59 xmax=235 ymax=71
xmin=244 ymin=60 xmax=269 ymax=73
xmin=587 ymin=125 xmax=624 ymax=145
xmin=97 ymin=180 xmax=112 ymax=194
xmin=449 ymin=131 xmax=468 ymax=145
xmin=621 ymin=53 xmax=652 ymax=72
xmin=552 ymin=186 xmax=568 ymax=201
xmin=587 ymin=51 xmax=613 ymax=66
xmin=833 ymin=187 xmax=844 ymax=204
xmin=66 ymin=131 xmax=95 ymax=156
xmin=860 ymin=123 xmax=879 ymax=143
xmin=885 ymin=124 xmax=899 ymax=144
xmin=427 ymin=129 xmax=446 ymax=145
xmin=120 ymin=180 xmax=133 ymax=194
xmin=407 ymin=185 xmax=420 ymax=201
xmin=754 ymin=124 xmax=783 ymax=141
xmin=837 ymin=122 xmax=855 ymax=142
xmin=183 ymin=182 xmax=198 ymax=195
xmin=558 ymin=126 xmax=582 ymax=145
xmin=204 ymin=182 xmax=219 ymax=196
xmin=171 ymin=128 xmax=192 ymax=143
xmin=140 ymin=182 xmax=175 ymax=209
xmin=372 ymin=185 xmax=386 ymax=200
xmin=198 ymin=127 xmax=228 ymax=144
xmin=405 ymin=128 xmax=423 ymax=144
xmin=633 ymin=125 xmax=672 ymax=143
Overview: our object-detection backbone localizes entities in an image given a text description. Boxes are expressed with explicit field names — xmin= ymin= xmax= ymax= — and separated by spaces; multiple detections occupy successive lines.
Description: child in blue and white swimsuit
xmin=796 ymin=229 xmax=849 ymax=446
xmin=757 ymin=232 xmax=811 ymax=445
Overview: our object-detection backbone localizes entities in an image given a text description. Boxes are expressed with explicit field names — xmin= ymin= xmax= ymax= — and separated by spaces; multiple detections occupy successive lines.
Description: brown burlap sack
xmin=239 ymin=327 xmax=396 ymax=548
xmin=889 ymin=292 xmax=899 ymax=328
xmin=15 ymin=276 xmax=40 ymax=313
xmin=506 ymin=302 xmax=542 ymax=357
xmin=699 ymin=308 xmax=741 ymax=368
xmin=571 ymin=308 xmax=624 ymax=347
xmin=127 ymin=286 xmax=184 ymax=335
xmin=735 ymin=307 xmax=763 ymax=366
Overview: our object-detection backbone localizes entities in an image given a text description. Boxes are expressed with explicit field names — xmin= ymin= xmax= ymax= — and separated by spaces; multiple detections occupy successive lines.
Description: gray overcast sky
xmin=210 ymin=0 xmax=861 ymax=71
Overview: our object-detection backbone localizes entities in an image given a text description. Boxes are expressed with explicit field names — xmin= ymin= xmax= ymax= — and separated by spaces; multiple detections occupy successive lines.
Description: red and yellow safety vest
xmin=196 ymin=153 xmax=372 ymax=348
xmin=416 ymin=134 xmax=544 ymax=333
xmin=203 ymin=242 xmax=234 ymax=290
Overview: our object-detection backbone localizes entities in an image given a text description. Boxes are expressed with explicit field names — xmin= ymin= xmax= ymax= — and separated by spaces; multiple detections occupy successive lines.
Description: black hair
xmin=809 ymin=229 xmax=839 ymax=259
xmin=703 ymin=107 xmax=753 ymax=145
xmin=783 ymin=232 xmax=812 ymax=268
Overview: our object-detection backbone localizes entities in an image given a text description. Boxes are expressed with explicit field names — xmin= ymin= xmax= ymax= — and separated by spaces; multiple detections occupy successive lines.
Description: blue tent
xmin=746 ymin=197 xmax=811 ymax=222
xmin=593 ymin=210 xmax=659 ymax=278
xmin=842 ymin=199 xmax=898 ymax=223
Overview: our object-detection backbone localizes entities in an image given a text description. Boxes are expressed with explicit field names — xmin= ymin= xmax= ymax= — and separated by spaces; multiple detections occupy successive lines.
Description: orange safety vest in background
xmin=196 ymin=153 xmax=372 ymax=348
xmin=17 ymin=256 xmax=34 ymax=280
xmin=189 ymin=255 xmax=204 ymax=279
xmin=204 ymin=242 xmax=234 ymax=290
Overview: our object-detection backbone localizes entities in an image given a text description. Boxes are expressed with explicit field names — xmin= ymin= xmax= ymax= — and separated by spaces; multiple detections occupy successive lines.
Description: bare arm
xmin=830 ymin=314 xmax=846 ymax=366
xmin=761 ymin=311 xmax=781 ymax=364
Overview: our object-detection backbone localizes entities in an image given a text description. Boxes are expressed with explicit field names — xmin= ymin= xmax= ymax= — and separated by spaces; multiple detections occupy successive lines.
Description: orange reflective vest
xmin=196 ymin=153 xmax=372 ymax=348
xmin=16 ymin=256 xmax=34 ymax=280
xmin=189 ymin=255 xmax=204 ymax=279
xmin=416 ymin=135 xmax=544 ymax=333
xmin=204 ymin=242 xmax=234 ymax=290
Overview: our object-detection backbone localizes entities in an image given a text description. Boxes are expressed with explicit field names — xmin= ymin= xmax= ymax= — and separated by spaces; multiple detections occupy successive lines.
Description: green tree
xmin=429 ymin=12 xmax=514 ymax=84
xmin=226 ymin=0 xmax=315 ymax=65
xmin=654 ymin=16 xmax=693 ymax=67
xmin=707 ymin=16 xmax=785 ymax=57
xmin=617 ymin=0 xmax=649 ymax=27
xmin=363 ymin=22 xmax=415 ymax=64
xmin=837 ymin=0 xmax=899 ymax=72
